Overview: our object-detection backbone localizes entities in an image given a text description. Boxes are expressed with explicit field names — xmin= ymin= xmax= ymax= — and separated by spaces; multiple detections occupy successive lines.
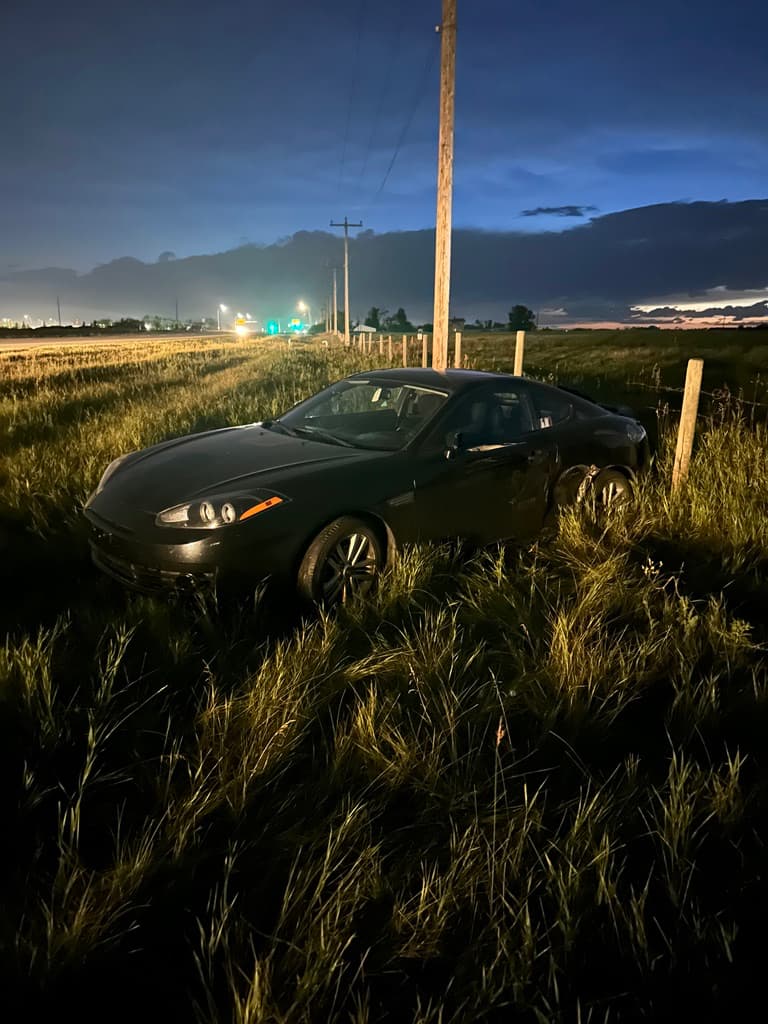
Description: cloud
xmin=632 ymin=301 xmax=768 ymax=321
xmin=2 ymin=199 xmax=767 ymax=325
xmin=520 ymin=205 xmax=599 ymax=218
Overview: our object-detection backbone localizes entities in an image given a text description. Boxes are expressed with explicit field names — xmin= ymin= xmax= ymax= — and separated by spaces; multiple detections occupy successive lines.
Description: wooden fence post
xmin=422 ymin=334 xmax=428 ymax=368
xmin=388 ymin=335 xmax=393 ymax=361
xmin=378 ymin=336 xmax=384 ymax=356
xmin=514 ymin=330 xmax=525 ymax=376
xmin=402 ymin=335 xmax=408 ymax=367
xmin=672 ymin=358 xmax=704 ymax=491
xmin=454 ymin=331 xmax=462 ymax=368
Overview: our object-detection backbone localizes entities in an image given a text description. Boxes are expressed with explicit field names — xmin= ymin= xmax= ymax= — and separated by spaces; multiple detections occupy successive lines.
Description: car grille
xmin=91 ymin=544 xmax=215 ymax=595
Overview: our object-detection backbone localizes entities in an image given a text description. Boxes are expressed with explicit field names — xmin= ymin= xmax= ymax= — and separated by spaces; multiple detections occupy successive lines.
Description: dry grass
xmin=2 ymin=331 xmax=768 ymax=1021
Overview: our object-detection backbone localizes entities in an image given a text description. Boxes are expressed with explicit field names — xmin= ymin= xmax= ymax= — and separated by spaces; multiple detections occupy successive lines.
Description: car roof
xmin=345 ymin=367 xmax=623 ymax=417
xmin=346 ymin=367 xmax=517 ymax=394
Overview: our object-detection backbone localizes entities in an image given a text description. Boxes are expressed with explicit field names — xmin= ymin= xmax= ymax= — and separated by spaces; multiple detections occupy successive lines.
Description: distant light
xmin=220 ymin=304 xmax=228 ymax=312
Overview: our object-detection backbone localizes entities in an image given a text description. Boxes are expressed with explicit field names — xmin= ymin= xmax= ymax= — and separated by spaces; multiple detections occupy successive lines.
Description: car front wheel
xmin=297 ymin=516 xmax=383 ymax=606
xmin=586 ymin=468 xmax=633 ymax=518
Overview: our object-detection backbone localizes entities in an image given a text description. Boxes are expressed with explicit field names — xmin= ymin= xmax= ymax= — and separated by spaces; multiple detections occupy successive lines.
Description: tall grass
xmin=2 ymin=334 xmax=768 ymax=1020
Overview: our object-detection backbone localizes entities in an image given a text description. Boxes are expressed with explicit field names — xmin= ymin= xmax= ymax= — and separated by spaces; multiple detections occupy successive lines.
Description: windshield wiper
xmin=290 ymin=425 xmax=355 ymax=447
xmin=261 ymin=419 xmax=298 ymax=437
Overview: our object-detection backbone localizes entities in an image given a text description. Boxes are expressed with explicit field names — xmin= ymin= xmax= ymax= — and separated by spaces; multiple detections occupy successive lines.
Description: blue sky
xmin=1 ymin=0 xmax=766 ymax=272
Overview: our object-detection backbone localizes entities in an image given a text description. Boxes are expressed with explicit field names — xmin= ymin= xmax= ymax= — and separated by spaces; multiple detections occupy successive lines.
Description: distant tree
xmin=508 ymin=305 xmax=536 ymax=331
xmin=384 ymin=307 xmax=414 ymax=332
xmin=158 ymin=251 xmax=176 ymax=263
xmin=364 ymin=306 xmax=387 ymax=330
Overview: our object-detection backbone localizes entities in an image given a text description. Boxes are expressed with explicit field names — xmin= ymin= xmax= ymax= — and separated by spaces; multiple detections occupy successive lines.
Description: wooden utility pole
xmin=514 ymin=330 xmax=525 ymax=375
xmin=454 ymin=330 xmax=462 ymax=368
xmin=56 ymin=296 xmax=62 ymax=326
xmin=331 ymin=218 xmax=362 ymax=346
xmin=672 ymin=358 xmax=704 ymax=490
xmin=332 ymin=267 xmax=338 ymax=336
xmin=431 ymin=0 xmax=457 ymax=371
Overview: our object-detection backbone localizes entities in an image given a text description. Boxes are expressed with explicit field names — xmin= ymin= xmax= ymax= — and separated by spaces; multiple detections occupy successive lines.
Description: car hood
xmin=89 ymin=424 xmax=381 ymax=517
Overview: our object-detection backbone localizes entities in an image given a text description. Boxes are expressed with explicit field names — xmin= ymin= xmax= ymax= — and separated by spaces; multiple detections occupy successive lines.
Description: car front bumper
xmin=86 ymin=507 xmax=220 ymax=594
xmin=84 ymin=505 xmax=300 ymax=596
xmin=89 ymin=540 xmax=217 ymax=595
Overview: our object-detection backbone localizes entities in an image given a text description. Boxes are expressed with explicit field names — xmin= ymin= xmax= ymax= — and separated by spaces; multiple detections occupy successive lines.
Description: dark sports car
xmin=84 ymin=368 xmax=649 ymax=604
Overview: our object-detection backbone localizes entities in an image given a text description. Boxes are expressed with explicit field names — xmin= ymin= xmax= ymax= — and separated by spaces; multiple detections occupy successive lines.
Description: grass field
xmin=2 ymin=330 xmax=768 ymax=1021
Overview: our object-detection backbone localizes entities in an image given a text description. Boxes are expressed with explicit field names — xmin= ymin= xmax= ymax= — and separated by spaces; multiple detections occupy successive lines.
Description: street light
xmin=298 ymin=300 xmax=311 ymax=331
xmin=217 ymin=304 xmax=228 ymax=331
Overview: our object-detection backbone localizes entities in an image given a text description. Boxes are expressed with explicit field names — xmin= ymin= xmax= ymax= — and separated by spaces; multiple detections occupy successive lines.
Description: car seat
xmin=488 ymin=401 xmax=529 ymax=440
xmin=458 ymin=401 xmax=490 ymax=446
xmin=398 ymin=391 xmax=444 ymax=435
xmin=412 ymin=392 xmax=444 ymax=420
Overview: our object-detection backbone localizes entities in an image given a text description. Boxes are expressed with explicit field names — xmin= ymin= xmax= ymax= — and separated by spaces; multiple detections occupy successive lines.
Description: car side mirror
xmin=444 ymin=430 xmax=464 ymax=459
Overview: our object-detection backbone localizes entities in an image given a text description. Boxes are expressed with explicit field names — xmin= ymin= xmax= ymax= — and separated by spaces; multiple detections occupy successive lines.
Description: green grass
xmin=2 ymin=331 xmax=768 ymax=1021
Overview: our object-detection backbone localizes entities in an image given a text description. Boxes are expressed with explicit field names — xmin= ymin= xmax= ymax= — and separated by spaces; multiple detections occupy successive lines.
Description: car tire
xmin=585 ymin=468 xmax=633 ymax=518
xmin=552 ymin=466 xmax=589 ymax=509
xmin=297 ymin=516 xmax=384 ymax=606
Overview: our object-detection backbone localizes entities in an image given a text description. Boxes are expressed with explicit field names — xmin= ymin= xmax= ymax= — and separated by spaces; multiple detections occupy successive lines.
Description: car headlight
xmin=625 ymin=422 xmax=647 ymax=443
xmin=155 ymin=492 xmax=287 ymax=529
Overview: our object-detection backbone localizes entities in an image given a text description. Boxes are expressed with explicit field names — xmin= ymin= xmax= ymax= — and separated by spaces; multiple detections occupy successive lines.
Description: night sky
xmin=2 ymin=0 xmax=766 ymax=275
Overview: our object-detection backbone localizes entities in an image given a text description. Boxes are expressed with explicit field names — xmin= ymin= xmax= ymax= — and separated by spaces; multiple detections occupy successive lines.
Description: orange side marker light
xmin=239 ymin=496 xmax=284 ymax=522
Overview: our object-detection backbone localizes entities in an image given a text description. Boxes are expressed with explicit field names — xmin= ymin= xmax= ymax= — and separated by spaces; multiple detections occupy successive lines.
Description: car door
xmin=525 ymin=381 xmax=607 ymax=466
xmin=411 ymin=383 xmax=558 ymax=543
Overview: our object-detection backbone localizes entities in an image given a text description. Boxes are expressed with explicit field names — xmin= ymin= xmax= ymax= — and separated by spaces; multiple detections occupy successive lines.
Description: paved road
xmin=0 ymin=332 xmax=225 ymax=352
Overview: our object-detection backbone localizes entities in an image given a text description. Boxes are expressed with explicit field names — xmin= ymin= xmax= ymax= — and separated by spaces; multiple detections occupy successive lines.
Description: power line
xmin=364 ymin=32 xmax=440 ymax=212
xmin=357 ymin=0 xmax=407 ymax=190
xmin=338 ymin=0 xmax=368 ymax=196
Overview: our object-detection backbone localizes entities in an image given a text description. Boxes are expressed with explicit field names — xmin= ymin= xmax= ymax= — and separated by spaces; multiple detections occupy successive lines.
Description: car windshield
xmin=273 ymin=380 xmax=449 ymax=451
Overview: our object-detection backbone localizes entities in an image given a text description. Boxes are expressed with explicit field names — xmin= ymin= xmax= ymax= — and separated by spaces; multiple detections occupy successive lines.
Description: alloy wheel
xmin=319 ymin=531 xmax=378 ymax=604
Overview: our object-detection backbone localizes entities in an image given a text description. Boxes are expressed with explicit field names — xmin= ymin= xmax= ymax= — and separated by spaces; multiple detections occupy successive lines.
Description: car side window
xmin=528 ymin=384 xmax=573 ymax=430
xmin=486 ymin=388 xmax=537 ymax=441
xmin=426 ymin=384 xmax=537 ymax=449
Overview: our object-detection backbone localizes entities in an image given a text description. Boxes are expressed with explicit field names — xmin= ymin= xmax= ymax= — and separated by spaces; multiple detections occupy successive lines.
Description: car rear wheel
xmin=297 ymin=516 xmax=383 ymax=606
